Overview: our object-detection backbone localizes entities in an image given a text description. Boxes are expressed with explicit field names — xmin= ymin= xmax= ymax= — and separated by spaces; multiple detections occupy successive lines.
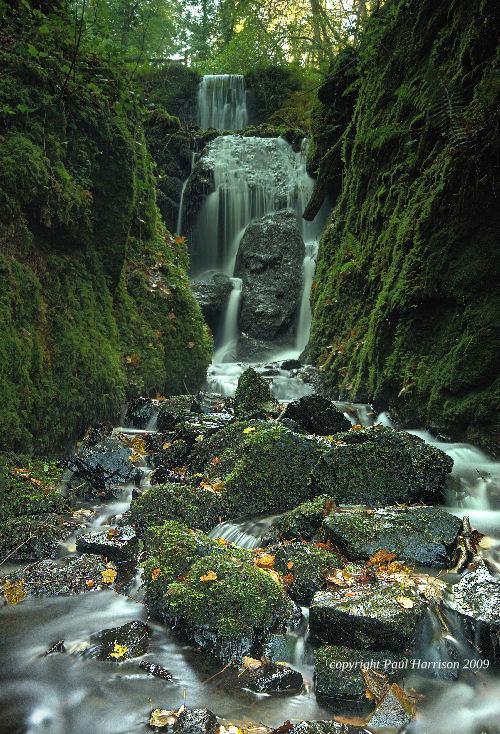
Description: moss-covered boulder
xmin=143 ymin=522 xmax=298 ymax=662
xmin=279 ymin=395 xmax=351 ymax=435
xmin=233 ymin=368 xmax=277 ymax=418
xmin=0 ymin=513 xmax=69 ymax=561
xmin=314 ymin=645 xmax=406 ymax=704
xmin=130 ymin=484 xmax=224 ymax=534
xmin=272 ymin=542 xmax=342 ymax=604
xmin=323 ymin=506 xmax=462 ymax=568
xmin=1 ymin=554 xmax=107 ymax=597
xmin=89 ymin=620 xmax=149 ymax=661
xmin=309 ymin=585 xmax=426 ymax=653
xmin=156 ymin=396 xmax=201 ymax=431
xmin=279 ymin=495 xmax=336 ymax=541
xmin=312 ymin=426 xmax=453 ymax=506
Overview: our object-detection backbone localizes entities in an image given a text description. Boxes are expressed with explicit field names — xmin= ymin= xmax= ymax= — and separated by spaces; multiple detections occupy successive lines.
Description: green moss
xmin=0 ymin=453 xmax=65 ymax=522
xmin=273 ymin=542 xmax=341 ymax=604
xmin=308 ymin=0 xmax=500 ymax=451
xmin=233 ymin=367 xmax=277 ymax=418
xmin=279 ymin=495 xmax=335 ymax=540
xmin=129 ymin=483 xmax=224 ymax=534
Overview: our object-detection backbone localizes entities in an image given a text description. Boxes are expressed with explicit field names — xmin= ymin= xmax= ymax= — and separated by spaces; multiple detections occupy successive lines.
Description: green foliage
xmin=129 ymin=483 xmax=225 ymax=533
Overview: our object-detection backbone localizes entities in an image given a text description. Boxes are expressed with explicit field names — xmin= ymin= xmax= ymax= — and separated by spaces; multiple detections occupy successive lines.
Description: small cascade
xmin=208 ymin=515 xmax=279 ymax=549
xmin=197 ymin=74 xmax=248 ymax=131
xmin=213 ymin=277 xmax=242 ymax=363
xmin=192 ymin=136 xmax=311 ymax=276
xmin=176 ymin=151 xmax=197 ymax=236
xmin=295 ymin=240 xmax=319 ymax=353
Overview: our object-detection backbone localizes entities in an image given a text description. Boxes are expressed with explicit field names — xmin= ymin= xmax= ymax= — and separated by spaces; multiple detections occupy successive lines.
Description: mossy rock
xmin=279 ymin=495 xmax=335 ymax=541
xmin=233 ymin=367 xmax=277 ymax=418
xmin=156 ymin=396 xmax=201 ymax=431
xmin=0 ymin=513 xmax=69 ymax=561
xmin=312 ymin=426 xmax=453 ymax=506
xmin=89 ymin=621 xmax=149 ymax=661
xmin=130 ymin=483 xmax=225 ymax=534
xmin=314 ymin=645 xmax=406 ymax=705
xmin=272 ymin=541 xmax=342 ymax=604
xmin=1 ymin=554 xmax=107 ymax=597
xmin=322 ymin=506 xmax=462 ymax=568
xmin=151 ymin=439 xmax=192 ymax=472
xmin=309 ymin=584 xmax=427 ymax=653
xmin=280 ymin=395 xmax=351 ymax=435
xmin=154 ymin=552 xmax=298 ymax=662
xmin=0 ymin=454 xmax=65 ymax=523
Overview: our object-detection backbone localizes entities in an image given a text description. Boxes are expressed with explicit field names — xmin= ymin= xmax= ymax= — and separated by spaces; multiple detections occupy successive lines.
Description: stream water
xmin=0 ymin=75 xmax=498 ymax=734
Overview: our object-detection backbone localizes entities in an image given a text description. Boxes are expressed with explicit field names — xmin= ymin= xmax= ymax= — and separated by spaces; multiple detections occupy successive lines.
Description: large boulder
xmin=76 ymin=525 xmax=138 ymax=562
xmin=68 ymin=438 xmax=140 ymax=497
xmin=191 ymin=272 xmax=233 ymax=332
xmin=129 ymin=483 xmax=225 ymax=534
xmin=309 ymin=584 xmax=427 ymax=653
xmin=234 ymin=210 xmax=305 ymax=340
xmin=271 ymin=541 xmax=342 ymax=604
xmin=233 ymin=367 xmax=277 ymax=418
xmin=311 ymin=426 xmax=454 ymax=506
xmin=322 ymin=506 xmax=462 ymax=568
xmin=1 ymin=554 xmax=107 ymax=597
xmin=156 ymin=395 xmax=201 ymax=432
xmin=89 ymin=620 xmax=149 ymax=661
xmin=279 ymin=395 xmax=351 ymax=435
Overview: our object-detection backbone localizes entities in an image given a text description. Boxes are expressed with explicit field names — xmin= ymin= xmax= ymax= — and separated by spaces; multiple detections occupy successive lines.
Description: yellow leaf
xmin=195 ymin=434 xmax=204 ymax=442
xmin=149 ymin=709 xmax=178 ymax=728
xmin=243 ymin=427 xmax=256 ymax=434
xmin=3 ymin=579 xmax=27 ymax=605
xmin=287 ymin=561 xmax=294 ymax=570
xmin=397 ymin=595 xmax=415 ymax=609
xmin=241 ymin=655 xmax=262 ymax=671
xmin=211 ymin=456 xmax=221 ymax=466
xmin=254 ymin=553 xmax=275 ymax=568
xmin=264 ymin=569 xmax=280 ymax=583
xmin=101 ymin=568 xmax=117 ymax=584
xmin=200 ymin=570 xmax=217 ymax=582
xmin=151 ymin=568 xmax=161 ymax=580
xmin=109 ymin=643 xmax=128 ymax=659
xmin=216 ymin=538 xmax=229 ymax=546
xmin=174 ymin=236 xmax=186 ymax=245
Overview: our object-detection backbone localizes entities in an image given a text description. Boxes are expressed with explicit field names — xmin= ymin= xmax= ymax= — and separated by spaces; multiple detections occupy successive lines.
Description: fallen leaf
xmin=216 ymin=538 xmax=229 ymax=546
xmin=109 ymin=643 xmax=128 ymax=659
xmin=211 ymin=456 xmax=221 ymax=466
xmin=200 ymin=570 xmax=217 ymax=582
xmin=397 ymin=595 xmax=415 ymax=609
xmin=174 ymin=236 xmax=186 ymax=244
xmin=367 ymin=549 xmax=396 ymax=567
xmin=241 ymin=655 xmax=262 ymax=671
xmin=254 ymin=553 xmax=275 ymax=568
xmin=362 ymin=667 xmax=390 ymax=702
xmin=149 ymin=708 xmax=178 ymax=728
xmin=264 ymin=569 xmax=280 ymax=583
xmin=107 ymin=528 xmax=118 ymax=538
xmin=195 ymin=434 xmax=204 ymax=442
xmin=287 ymin=561 xmax=294 ymax=570
xmin=243 ymin=426 xmax=256 ymax=433
xmin=101 ymin=568 xmax=117 ymax=584
xmin=282 ymin=573 xmax=294 ymax=590
xmin=3 ymin=579 xmax=27 ymax=605
xmin=151 ymin=568 xmax=161 ymax=580
xmin=85 ymin=579 xmax=95 ymax=588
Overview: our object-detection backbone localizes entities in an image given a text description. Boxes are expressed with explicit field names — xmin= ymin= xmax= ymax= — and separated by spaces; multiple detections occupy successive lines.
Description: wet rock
xmin=233 ymin=367 xmax=277 ymax=417
xmin=150 ymin=467 xmax=199 ymax=486
xmin=140 ymin=661 xmax=173 ymax=680
xmin=309 ymin=584 xmax=426 ymax=653
xmin=272 ymin=541 xmax=342 ymax=604
xmin=1 ymin=554 xmax=106 ymax=596
xmin=323 ymin=506 xmax=462 ymax=568
xmin=144 ymin=522 xmax=298 ymax=662
xmin=234 ymin=210 xmax=305 ymax=340
xmin=79 ymin=422 xmax=114 ymax=449
xmin=173 ymin=708 xmax=217 ymax=734
xmin=124 ymin=397 xmax=159 ymax=429
xmin=285 ymin=721 xmax=369 ymax=734
xmin=236 ymin=335 xmax=289 ymax=362
xmin=90 ymin=620 xmax=149 ymax=661
xmin=314 ymin=645 xmax=406 ymax=703
xmin=195 ymin=392 xmax=233 ymax=415
xmin=312 ymin=426 xmax=453 ymax=506
xmin=156 ymin=396 xmax=201 ymax=431
xmin=68 ymin=438 xmax=140 ymax=498
xmin=151 ymin=439 xmax=192 ymax=470
xmin=368 ymin=688 xmax=411 ymax=728
xmin=191 ymin=272 xmax=233 ymax=332
xmin=129 ymin=483 xmax=225 ymax=534
xmin=279 ymin=395 xmax=351 ymax=435
xmin=45 ymin=640 xmax=66 ymax=655
xmin=279 ymin=359 xmax=303 ymax=370
xmin=76 ymin=525 xmax=138 ymax=561
xmin=234 ymin=661 xmax=303 ymax=694
xmin=0 ymin=513 xmax=70 ymax=561
xmin=443 ymin=560 xmax=500 ymax=665
xmin=279 ymin=496 xmax=335 ymax=541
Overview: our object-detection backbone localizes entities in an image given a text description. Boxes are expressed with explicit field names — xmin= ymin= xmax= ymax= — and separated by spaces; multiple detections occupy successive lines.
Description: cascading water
xmin=176 ymin=151 xmax=197 ymax=236
xmin=213 ymin=277 xmax=242 ymax=363
xmin=197 ymin=74 xmax=248 ymax=131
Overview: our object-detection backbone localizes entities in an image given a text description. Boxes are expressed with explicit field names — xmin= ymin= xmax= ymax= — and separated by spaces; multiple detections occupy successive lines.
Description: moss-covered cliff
xmin=0 ymin=4 xmax=212 ymax=455
xmin=308 ymin=0 xmax=500 ymax=452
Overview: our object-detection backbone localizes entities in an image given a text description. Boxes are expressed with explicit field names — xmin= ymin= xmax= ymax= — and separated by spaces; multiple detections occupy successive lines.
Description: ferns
xmin=422 ymin=64 xmax=469 ymax=147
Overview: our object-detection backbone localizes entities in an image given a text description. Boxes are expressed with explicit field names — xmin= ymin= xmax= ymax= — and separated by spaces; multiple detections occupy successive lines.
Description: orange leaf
xmin=85 ymin=579 xmax=95 ymax=588
xmin=264 ymin=569 xmax=280 ymax=583
xmin=254 ymin=553 xmax=275 ymax=568
xmin=200 ymin=570 xmax=217 ymax=582
xmin=107 ymin=528 xmax=118 ymax=538
xmin=174 ymin=236 xmax=186 ymax=244
xmin=211 ymin=456 xmax=221 ymax=466
xmin=216 ymin=537 xmax=229 ymax=546
xmin=282 ymin=573 xmax=294 ymax=590
xmin=168 ymin=312 xmax=176 ymax=319
xmin=287 ymin=561 xmax=294 ymax=570
xmin=367 ymin=549 xmax=396 ymax=567
xmin=151 ymin=568 xmax=161 ymax=580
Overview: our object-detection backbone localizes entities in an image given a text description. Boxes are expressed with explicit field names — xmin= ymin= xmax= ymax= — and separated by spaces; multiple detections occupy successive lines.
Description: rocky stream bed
xmin=1 ymin=369 xmax=499 ymax=734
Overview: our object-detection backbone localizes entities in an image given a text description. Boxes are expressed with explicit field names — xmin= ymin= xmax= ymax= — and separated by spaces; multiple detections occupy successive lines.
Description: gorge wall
xmin=0 ymin=6 xmax=211 ymax=455
xmin=307 ymin=0 xmax=499 ymax=452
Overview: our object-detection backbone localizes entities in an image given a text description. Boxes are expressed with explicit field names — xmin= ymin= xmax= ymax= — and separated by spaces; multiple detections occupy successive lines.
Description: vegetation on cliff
xmin=307 ymin=0 xmax=499 ymax=451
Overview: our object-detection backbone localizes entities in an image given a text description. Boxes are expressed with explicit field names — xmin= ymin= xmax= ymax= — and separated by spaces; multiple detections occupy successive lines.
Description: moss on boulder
xmin=279 ymin=495 xmax=335 ymax=541
xmin=234 ymin=367 xmax=278 ymax=418
xmin=272 ymin=541 xmax=342 ymax=604
xmin=130 ymin=483 xmax=224 ymax=534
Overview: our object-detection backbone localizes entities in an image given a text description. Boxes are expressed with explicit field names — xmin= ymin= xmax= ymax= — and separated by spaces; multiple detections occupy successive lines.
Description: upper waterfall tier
xmin=197 ymin=74 xmax=248 ymax=131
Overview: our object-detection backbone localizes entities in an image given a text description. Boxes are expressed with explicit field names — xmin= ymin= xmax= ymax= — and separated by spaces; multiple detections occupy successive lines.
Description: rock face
xmin=279 ymin=395 xmax=351 ymax=434
xmin=322 ymin=506 xmax=462 ymax=568
xmin=129 ymin=483 xmax=224 ymax=534
xmin=234 ymin=210 xmax=305 ymax=340
xmin=90 ymin=620 xmax=149 ymax=661
xmin=124 ymin=397 xmax=159 ymax=429
xmin=443 ymin=560 xmax=500 ymax=665
xmin=309 ymin=585 xmax=426 ymax=653
xmin=272 ymin=541 xmax=341 ymax=604
xmin=191 ymin=272 xmax=233 ymax=332
xmin=76 ymin=526 xmax=138 ymax=561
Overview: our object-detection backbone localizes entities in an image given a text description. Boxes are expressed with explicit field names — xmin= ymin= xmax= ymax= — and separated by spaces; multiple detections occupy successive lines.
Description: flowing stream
xmin=1 ymin=75 xmax=498 ymax=733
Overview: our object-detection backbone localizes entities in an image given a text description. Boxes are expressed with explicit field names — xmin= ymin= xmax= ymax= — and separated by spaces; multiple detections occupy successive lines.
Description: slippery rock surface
xmin=223 ymin=661 xmax=303 ymax=694
xmin=309 ymin=585 xmax=426 ymax=653
xmin=234 ymin=210 xmax=305 ymax=340
xmin=68 ymin=438 xmax=139 ymax=497
xmin=76 ymin=525 xmax=138 ymax=561
xmin=285 ymin=722 xmax=369 ymax=734
xmin=124 ymin=397 xmax=159 ymax=429
xmin=314 ymin=645 xmax=406 ymax=703
xmin=322 ymin=506 xmax=462 ymax=568
xmin=172 ymin=708 xmax=218 ymax=734
xmin=279 ymin=395 xmax=351 ymax=435
xmin=272 ymin=541 xmax=342 ymax=604
xmin=191 ymin=271 xmax=233 ymax=332
xmin=89 ymin=620 xmax=149 ymax=661
xmin=1 ymin=555 xmax=107 ymax=597
xmin=156 ymin=395 xmax=201 ymax=431
xmin=443 ymin=560 xmax=500 ymax=665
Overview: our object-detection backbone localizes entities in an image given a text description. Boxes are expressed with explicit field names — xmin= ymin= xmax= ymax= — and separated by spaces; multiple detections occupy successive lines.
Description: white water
xmin=176 ymin=151 xmax=197 ymax=236
xmin=213 ymin=277 xmax=242 ymax=363
xmin=197 ymin=74 xmax=248 ymax=131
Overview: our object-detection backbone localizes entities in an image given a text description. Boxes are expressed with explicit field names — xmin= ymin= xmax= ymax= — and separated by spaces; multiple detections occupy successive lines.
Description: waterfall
xmin=176 ymin=151 xmax=196 ymax=236
xmin=197 ymin=74 xmax=248 ymax=131
xmin=191 ymin=136 xmax=314 ymax=277
xmin=213 ymin=277 xmax=242 ymax=363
